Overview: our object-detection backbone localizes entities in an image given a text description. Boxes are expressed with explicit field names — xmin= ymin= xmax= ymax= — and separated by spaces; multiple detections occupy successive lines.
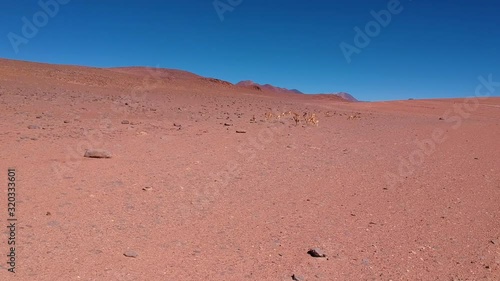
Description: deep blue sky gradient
xmin=1 ymin=0 xmax=499 ymax=101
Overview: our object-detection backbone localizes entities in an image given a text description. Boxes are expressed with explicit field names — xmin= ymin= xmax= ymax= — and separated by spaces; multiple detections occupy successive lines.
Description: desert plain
xmin=0 ymin=58 xmax=499 ymax=280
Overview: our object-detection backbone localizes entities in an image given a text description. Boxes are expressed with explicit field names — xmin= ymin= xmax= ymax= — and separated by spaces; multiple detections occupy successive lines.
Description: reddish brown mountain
xmin=236 ymin=80 xmax=303 ymax=94
xmin=314 ymin=92 xmax=358 ymax=102
xmin=237 ymin=80 xmax=357 ymax=102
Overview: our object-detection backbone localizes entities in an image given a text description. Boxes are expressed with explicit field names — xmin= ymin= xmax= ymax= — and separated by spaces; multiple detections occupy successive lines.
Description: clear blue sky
xmin=1 ymin=0 xmax=499 ymax=101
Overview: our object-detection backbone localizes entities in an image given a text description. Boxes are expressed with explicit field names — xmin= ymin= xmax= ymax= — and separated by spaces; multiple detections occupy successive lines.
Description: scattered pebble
xmin=224 ymin=123 xmax=233 ymax=126
xmin=236 ymin=130 xmax=247 ymax=133
xmin=84 ymin=149 xmax=112 ymax=159
xmin=307 ymin=248 xmax=327 ymax=258
xmin=123 ymin=250 xmax=138 ymax=258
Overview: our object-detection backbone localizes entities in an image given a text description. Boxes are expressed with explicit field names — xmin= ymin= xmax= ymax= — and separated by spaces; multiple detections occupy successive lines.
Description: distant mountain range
xmin=0 ymin=58 xmax=356 ymax=102
xmin=236 ymin=80 xmax=304 ymax=95
xmin=236 ymin=80 xmax=357 ymax=101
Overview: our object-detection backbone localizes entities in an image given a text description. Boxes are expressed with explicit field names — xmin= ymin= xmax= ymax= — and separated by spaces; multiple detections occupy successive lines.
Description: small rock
xmin=224 ymin=123 xmax=233 ymax=126
xmin=123 ymin=250 xmax=138 ymax=258
xmin=490 ymin=239 xmax=499 ymax=245
xmin=142 ymin=186 xmax=153 ymax=191
xmin=121 ymin=120 xmax=130 ymax=124
xmin=307 ymin=248 xmax=327 ymax=258
xmin=63 ymin=120 xmax=70 ymax=124
xmin=291 ymin=274 xmax=305 ymax=281
xmin=84 ymin=149 xmax=112 ymax=159
xmin=173 ymin=123 xmax=182 ymax=128
xmin=236 ymin=130 xmax=247 ymax=134
xmin=28 ymin=125 xmax=40 ymax=129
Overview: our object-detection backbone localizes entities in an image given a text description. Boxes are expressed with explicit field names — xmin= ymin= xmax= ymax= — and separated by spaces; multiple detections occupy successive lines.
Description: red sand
xmin=0 ymin=58 xmax=499 ymax=280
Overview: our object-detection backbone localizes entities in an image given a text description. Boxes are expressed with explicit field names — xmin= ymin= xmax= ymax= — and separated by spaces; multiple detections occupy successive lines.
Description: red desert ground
xmin=0 ymin=58 xmax=499 ymax=280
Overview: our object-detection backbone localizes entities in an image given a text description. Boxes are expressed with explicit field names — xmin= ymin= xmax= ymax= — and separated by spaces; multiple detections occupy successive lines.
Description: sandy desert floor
xmin=0 ymin=59 xmax=499 ymax=280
